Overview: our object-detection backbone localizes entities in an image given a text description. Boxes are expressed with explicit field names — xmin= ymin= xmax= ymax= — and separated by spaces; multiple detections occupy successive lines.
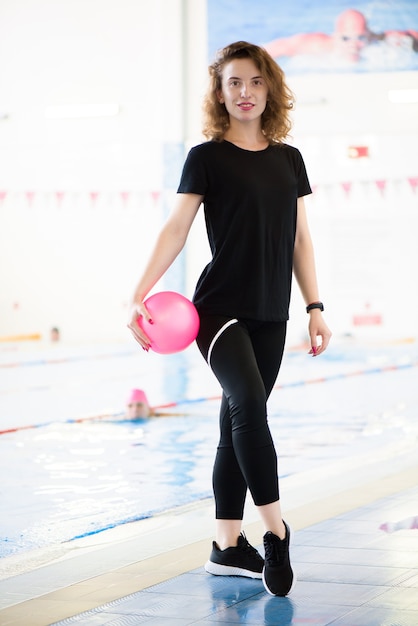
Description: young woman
xmin=128 ymin=41 xmax=331 ymax=597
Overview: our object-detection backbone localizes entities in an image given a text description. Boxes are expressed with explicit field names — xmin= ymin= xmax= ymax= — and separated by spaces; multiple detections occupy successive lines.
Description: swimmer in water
xmin=125 ymin=389 xmax=152 ymax=419
xmin=125 ymin=389 xmax=185 ymax=419
xmin=264 ymin=9 xmax=418 ymax=65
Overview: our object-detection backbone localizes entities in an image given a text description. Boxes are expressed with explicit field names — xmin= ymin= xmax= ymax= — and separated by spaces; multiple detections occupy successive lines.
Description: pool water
xmin=208 ymin=0 xmax=418 ymax=72
xmin=0 ymin=339 xmax=417 ymax=559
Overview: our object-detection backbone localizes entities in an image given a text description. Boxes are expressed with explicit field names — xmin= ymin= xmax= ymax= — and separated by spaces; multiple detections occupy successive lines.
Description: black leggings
xmin=196 ymin=314 xmax=287 ymax=520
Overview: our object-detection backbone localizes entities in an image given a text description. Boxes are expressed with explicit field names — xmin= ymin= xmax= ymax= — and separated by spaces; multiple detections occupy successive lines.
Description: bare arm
xmin=128 ymin=192 xmax=203 ymax=348
xmin=264 ymin=32 xmax=333 ymax=58
xmin=293 ymin=197 xmax=331 ymax=356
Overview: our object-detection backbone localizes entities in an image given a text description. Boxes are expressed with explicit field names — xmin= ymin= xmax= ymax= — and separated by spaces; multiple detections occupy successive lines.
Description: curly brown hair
xmin=202 ymin=41 xmax=294 ymax=143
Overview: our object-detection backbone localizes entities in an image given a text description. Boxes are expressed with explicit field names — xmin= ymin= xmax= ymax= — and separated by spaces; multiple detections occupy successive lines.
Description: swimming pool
xmin=208 ymin=0 xmax=418 ymax=73
xmin=1 ymin=338 xmax=417 ymax=561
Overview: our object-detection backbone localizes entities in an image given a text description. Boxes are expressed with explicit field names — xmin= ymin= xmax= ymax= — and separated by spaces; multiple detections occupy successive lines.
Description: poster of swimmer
xmin=207 ymin=0 xmax=418 ymax=73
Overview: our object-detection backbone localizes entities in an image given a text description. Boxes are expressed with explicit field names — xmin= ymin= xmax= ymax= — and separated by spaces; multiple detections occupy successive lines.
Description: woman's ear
xmin=216 ymin=90 xmax=224 ymax=104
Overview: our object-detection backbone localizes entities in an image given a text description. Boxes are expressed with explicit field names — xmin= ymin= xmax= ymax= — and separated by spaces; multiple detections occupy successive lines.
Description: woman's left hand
xmin=308 ymin=312 xmax=332 ymax=356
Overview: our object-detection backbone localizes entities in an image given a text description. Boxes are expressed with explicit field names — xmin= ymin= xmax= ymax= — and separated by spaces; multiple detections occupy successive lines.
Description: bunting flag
xmin=375 ymin=180 xmax=386 ymax=195
xmin=408 ymin=177 xmax=418 ymax=193
xmin=120 ymin=191 xmax=130 ymax=207
xmin=55 ymin=191 xmax=65 ymax=207
xmin=89 ymin=191 xmax=99 ymax=207
xmin=151 ymin=190 xmax=161 ymax=204
xmin=0 ymin=176 xmax=416 ymax=209
xmin=25 ymin=191 xmax=35 ymax=207
xmin=341 ymin=181 xmax=352 ymax=197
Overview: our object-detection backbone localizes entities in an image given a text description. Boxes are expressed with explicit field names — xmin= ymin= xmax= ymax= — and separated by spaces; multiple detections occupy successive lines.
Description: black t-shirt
xmin=177 ymin=140 xmax=312 ymax=321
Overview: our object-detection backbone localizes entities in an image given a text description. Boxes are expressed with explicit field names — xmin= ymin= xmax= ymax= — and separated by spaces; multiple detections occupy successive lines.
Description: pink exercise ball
xmin=137 ymin=291 xmax=200 ymax=354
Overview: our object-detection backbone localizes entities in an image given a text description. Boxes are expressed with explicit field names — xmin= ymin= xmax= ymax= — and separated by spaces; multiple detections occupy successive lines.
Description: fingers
xmin=127 ymin=303 xmax=152 ymax=351
xmin=320 ymin=329 xmax=332 ymax=352
xmin=136 ymin=302 xmax=153 ymax=324
xmin=308 ymin=320 xmax=332 ymax=357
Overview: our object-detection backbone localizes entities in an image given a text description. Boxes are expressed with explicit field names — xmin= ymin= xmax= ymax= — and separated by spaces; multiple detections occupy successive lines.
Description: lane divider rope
xmin=1 ymin=360 xmax=416 ymax=436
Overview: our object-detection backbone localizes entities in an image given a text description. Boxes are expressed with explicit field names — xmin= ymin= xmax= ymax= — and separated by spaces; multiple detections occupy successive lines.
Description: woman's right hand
xmin=127 ymin=301 xmax=153 ymax=351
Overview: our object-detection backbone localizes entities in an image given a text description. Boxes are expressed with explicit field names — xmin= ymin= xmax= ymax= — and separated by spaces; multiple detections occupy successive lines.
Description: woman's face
xmin=217 ymin=57 xmax=269 ymax=125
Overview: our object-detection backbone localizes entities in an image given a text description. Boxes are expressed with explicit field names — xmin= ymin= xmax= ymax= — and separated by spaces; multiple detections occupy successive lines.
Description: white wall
xmin=0 ymin=0 xmax=189 ymax=342
xmin=0 ymin=0 xmax=417 ymax=344
xmin=287 ymin=70 xmax=418 ymax=342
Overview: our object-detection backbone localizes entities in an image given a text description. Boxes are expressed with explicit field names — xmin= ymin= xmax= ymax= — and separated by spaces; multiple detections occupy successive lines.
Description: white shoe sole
xmin=205 ymin=560 xmax=263 ymax=579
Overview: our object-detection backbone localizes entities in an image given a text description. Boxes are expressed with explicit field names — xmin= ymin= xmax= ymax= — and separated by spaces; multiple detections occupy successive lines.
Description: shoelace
xmin=239 ymin=533 xmax=263 ymax=560
xmin=264 ymin=534 xmax=287 ymax=566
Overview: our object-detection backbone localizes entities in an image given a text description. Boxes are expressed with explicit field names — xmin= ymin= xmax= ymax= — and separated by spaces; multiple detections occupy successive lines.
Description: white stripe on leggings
xmin=207 ymin=318 xmax=238 ymax=368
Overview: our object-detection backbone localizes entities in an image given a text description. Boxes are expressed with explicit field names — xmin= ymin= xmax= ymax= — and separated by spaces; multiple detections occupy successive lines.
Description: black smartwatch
xmin=306 ymin=302 xmax=324 ymax=313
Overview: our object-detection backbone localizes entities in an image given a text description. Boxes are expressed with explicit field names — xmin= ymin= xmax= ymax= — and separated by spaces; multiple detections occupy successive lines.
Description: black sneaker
xmin=262 ymin=522 xmax=295 ymax=596
xmin=204 ymin=532 xmax=264 ymax=579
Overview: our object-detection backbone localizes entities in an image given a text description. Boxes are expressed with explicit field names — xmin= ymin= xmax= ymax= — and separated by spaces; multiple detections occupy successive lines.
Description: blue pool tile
xmin=292 ymin=544 xmax=388 ymax=566
xmin=402 ymin=572 xmax=418 ymax=587
xmin=300 ymin=562 xmax=413 ymax=585
xmin=330 ymin=606 xmax=418 ymax=626
xmin=293 ymin=529 xmax=381 ymax=550
xmin=142 ymin=570 xmax=263 ymax=602
xmin=51 ymin=485 xmax=418 ymax=626
xmin=368 ymin=586 xmax=418 ymax=610
xmin=305 ymin=518 xmax=382 ymax=535
xmin=195 ymin=595 xmax=354 ymax=625
xmin=195 ymin=595 xmax=295 ymax=624
xmin=373 ymin=533 xmax=418 ymax=552
xmin=289 ymin=579 xmax=387 ymax=607
xmin=54 ymin=615 xmax=193 ymax=625
xmin=99 ymin=594 xmax=218 ymax=620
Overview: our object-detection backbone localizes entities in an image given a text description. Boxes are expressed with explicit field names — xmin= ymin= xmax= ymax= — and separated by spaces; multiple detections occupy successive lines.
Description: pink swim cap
xmin=126 ymin=389 xmax=149 ymax=405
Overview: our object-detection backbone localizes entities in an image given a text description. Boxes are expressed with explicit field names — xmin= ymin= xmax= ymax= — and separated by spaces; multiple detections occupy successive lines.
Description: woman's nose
xmin=240 ymin=83 xmax=250 ymax=97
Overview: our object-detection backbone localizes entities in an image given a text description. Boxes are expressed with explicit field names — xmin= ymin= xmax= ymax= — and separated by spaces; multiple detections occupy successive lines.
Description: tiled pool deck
xmin=0 ymin=466 xmax=417 ymax=625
